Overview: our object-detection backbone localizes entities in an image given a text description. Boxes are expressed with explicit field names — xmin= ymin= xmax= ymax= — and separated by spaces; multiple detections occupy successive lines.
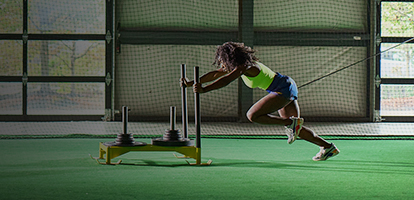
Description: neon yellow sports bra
xmin=241 ymin=62 xmax=276 ymax=90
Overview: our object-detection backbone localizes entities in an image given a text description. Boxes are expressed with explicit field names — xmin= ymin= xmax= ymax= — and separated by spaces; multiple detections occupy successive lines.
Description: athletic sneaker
xmin=285 ymin=116 xmax=304 ymax=144
xmin=313 ymin=143 xmax=340 ymax=161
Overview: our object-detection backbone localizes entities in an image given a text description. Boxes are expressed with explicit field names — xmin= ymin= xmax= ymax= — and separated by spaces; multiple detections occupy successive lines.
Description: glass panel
xmin=0 ymin=82 xmax=22 ymax=115
xmin=0 ymin=40 xmax=23 ymax=76
xmin=28 ymin=41 xmax=105 ymax=76
xmin=27 ymin=82 xmax=105 ymax=115
xmin=381 ymin=84 xmax=414 ymax=116
xmin=28 ymin=0 xmax=105 ymax=34
xmin=0 ymin=0 xmax=23 ymax=33
xmin=117 ymin=0 xmax=238 ymax=30
xmin=254 ymin=0 xmax=367 ymax=32
xmin=380 ymin=43 xmax=414 ymax=78
xmin=381 ymin=2 xmax=414 ymax=37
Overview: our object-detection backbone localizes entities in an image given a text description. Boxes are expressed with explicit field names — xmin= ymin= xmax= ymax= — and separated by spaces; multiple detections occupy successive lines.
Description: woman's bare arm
xmin=182 ymin=67 xmax=227 ymax=87
xmin=194 ymin=66 xmax=245 ymax=93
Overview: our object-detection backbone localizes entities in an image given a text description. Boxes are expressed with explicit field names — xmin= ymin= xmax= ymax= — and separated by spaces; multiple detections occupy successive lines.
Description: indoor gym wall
xmin=115 ymin=0 xmax=370 ymax=121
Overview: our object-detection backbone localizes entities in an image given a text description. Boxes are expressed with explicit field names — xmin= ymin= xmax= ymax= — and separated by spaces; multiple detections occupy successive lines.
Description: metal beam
xmin=382 ymin=37 xmax=414 ymax=43
xmin=0 ymin=34 xmax=106 ymax=40
xmin=117 ymin=31 xmax=369 ymax=46
xmin=0 ymin=115 xmax=104 ymax=122
xmin=381 ymin=78 xmax=414 ymax=84
xmin=238 ymin=0 xmax=254 ymax=122
xmin=119 ymin=30 xmax=238 ymax=45
xmin=254 ymin=32 xmax=369 ymax=46
xmin=106 ymin=0 xmax=115 ymax=120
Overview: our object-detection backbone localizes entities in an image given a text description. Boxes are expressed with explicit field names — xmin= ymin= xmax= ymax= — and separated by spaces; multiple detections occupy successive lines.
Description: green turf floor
xmin=1 ymin=138 xmax=413 ymax=200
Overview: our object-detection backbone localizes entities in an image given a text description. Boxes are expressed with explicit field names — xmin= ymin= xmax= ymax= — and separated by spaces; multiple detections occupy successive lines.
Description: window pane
xmin=27 ymin=82 xmax=105 ymax=115
xmin=0 ymin=82 xmax=22 ymax=115
xmin=28 ymin=0 xmax=105 ymax=34
xmin=381 ymin=84 xmax=414 ymax=116
xmin=0 ymin=0 xmax=23 ymax=33
xmin=0 ymin=40 xmax=22 ymax=76
xmin=380 ymin=43 xmax=414 ymax=78
xmin=254 ymin=0 xmax=367 ymax=32
xmin=28 ymin=41 xmax=105 ymax=76
xmin=381 ymin=2 xmax=414 ymax=37
xmin=118 ymin=0 xmax=238 ymax=30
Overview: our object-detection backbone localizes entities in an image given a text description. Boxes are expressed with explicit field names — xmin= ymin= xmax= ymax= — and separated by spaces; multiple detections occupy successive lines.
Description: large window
xmin=379 ymin=1 xmax=414 ymax=119
xmin=0 ymin=0 xmax=114 ymax=121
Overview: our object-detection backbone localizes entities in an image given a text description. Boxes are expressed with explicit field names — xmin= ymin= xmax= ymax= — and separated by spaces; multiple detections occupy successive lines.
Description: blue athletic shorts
xmin=265 ymin=73 xmax=298 ymax=100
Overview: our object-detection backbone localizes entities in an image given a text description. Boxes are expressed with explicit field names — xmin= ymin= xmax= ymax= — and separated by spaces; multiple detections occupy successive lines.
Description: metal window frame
xmin=0 ymin=0 xmax=114 ymax=121
xmin=376 ymin=0 xmax=414 ymax=122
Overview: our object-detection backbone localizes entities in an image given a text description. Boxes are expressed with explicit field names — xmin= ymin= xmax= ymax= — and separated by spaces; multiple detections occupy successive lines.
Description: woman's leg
xmin=246 ymin=93 xmax=293 ymax=126
xmin=279 ymin=101 xmax=331 ymax=148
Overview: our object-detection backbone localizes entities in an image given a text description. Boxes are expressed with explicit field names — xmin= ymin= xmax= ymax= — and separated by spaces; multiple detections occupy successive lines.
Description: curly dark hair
xmin=213 ymin=42 xmax=258 ymax=72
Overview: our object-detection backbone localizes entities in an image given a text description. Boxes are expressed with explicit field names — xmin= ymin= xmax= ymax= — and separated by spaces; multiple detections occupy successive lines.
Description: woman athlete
xmin=181 ymin=42 xmax=339 ymax=161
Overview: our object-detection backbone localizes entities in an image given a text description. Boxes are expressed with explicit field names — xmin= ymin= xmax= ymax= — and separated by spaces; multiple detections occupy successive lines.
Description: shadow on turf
xmin=117 ymin=158 xmax=414 ymax=175
xmin=232 ymin=159 xmax=414 ymax=175
xmin=118 ymin=158 xmax=315 ymax=169
xmin=334 ymin=160 xmax=414 ymax=167
xmin=119 ymin=159 xmax=196 ymax=167
xmin=323 ymin=160 xmax=412 ymax=174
